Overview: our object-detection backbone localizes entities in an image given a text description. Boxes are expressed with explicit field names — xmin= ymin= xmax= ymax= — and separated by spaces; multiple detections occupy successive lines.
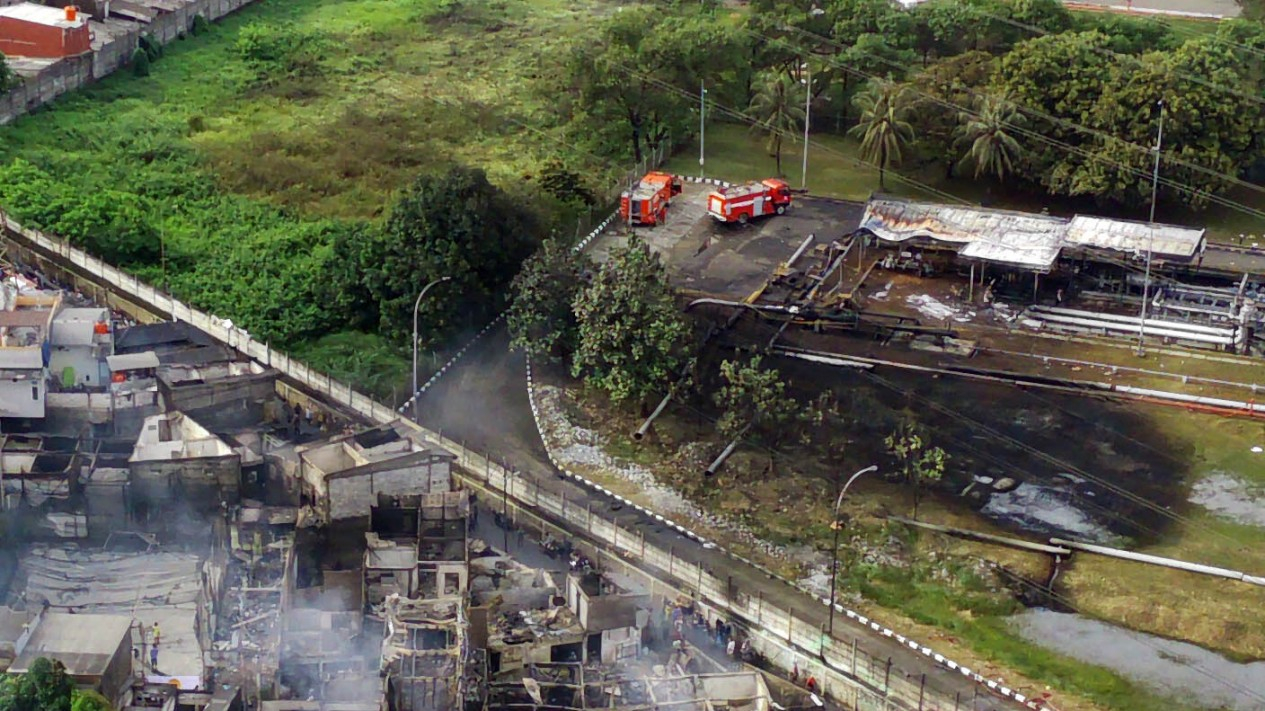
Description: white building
xmin=48 ymin=306 xmax=111 ymax=388
xmin=0 ymin=287 xmax=58 ymax=419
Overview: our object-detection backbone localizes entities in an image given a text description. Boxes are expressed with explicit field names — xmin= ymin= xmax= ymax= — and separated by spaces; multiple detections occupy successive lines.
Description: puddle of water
xmin=1011 ymin=609 xmax=1265 ymax=710
xmin=1189 ymin=473 xmax=1265 ymax=527
xmin=981 ymin=480 xmax=1117 ymax=544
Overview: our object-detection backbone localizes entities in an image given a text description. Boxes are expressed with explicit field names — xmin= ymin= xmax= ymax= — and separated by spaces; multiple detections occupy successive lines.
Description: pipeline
xmin=703 ymin=424 xmax=751 ymax=477
xmin=785 ymin=233 xmax=815 ymax=269
xmin=1050 ymin=538 xmax=1265 ymax=587
xmin=632 ymin=391 xmax=674 ymax=441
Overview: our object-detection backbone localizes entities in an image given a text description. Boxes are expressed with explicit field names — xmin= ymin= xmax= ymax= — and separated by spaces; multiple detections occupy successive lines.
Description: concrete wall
xmin=0 ymin=0 xmax=259 ymax=125
xmin=0 ymin=16 xmax=92 ymax=58
xmin=326 ymin=455 xmax=452 ymax=521
xmin=49 ymin=345 xmax=104 ymax=387
xmin=129 ymin=454 xmax=240 ymax=513
xmin=0 ymin=376 xmax=44 ymax=418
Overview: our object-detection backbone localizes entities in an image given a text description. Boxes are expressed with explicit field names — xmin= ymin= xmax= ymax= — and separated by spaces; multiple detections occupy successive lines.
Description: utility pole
xmin=1136 ymin=100 xmax=1164 ymax=357
xmin=802 ymin=62 xmax=811 ymax=190
xmin=699 ymin=82 xmax=706 ymax=179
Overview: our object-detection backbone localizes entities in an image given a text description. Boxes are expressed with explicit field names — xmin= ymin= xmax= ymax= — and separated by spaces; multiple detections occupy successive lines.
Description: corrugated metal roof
xmin=860 ymin=197 xmax=1209 ymax=270
xmin=860 ymin=198 xmax=1067 ymax=271
xmin=1065 ymin=215 xmax=1205 ymax=259
xmin=959 ymin=231 xmax=1063 ymax=271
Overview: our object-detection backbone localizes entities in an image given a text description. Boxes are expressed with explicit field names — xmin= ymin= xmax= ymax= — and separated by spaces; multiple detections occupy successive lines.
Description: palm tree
xmin=848 ymin=80 xmax=916 ymax=191
xmin=954 ymin=94 xmax=1026 ymax=183
xmin=748 ymin=71 xmax=806 ymax=177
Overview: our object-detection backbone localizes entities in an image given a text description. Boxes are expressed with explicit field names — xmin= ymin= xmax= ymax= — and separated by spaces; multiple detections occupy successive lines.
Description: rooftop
xmin=858 ymin=196 xmax=1209 ymax=272
xmin=9 ymin=612 xmax=131 ymax=678
xmin=0 ymin=3 xmax=88 ymax=28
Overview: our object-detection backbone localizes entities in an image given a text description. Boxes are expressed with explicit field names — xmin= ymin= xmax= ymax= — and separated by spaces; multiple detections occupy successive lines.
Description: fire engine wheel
xmin=776 ymin=205 xmax=786 ymax=215
xmin=738 ymin=214 xmax=749 ymax=225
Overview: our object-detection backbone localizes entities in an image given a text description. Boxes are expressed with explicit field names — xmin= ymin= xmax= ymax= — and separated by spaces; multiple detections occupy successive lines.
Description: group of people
xmin=133 ymin=622 xmax=162 ymax=671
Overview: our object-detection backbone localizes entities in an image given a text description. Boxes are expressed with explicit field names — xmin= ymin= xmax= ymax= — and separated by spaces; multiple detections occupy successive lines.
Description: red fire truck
xmin=707 ymin=179 xmax=792 ymax=224
xmin=619 ymin=172 xmax=683 ymax=226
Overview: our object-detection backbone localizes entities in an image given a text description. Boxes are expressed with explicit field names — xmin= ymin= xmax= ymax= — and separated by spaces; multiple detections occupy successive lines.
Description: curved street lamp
xmin=828 ymin=464 xmax=878 ymax=635
xmin=412 ymin=276 xmax=452 ymax=420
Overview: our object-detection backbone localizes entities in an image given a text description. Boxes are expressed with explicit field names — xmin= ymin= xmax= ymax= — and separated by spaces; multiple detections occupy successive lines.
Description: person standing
xmin=150 ymin=644 xmax=158 ymax=671
xmin=152 ymin=622 xmax=161 ymax=648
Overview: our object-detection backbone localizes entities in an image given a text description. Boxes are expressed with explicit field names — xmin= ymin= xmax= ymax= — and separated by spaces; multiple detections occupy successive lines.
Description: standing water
xmin=1011 ymin=609 xmax=1265 ymax=710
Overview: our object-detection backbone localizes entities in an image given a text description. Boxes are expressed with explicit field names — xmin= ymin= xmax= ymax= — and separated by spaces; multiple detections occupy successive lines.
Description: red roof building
xmin=0 ymin=3 xmax=90 ymax=59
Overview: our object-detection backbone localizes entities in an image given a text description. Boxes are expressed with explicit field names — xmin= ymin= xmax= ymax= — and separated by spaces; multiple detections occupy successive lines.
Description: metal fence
xmin=1 ymin=203 xmax=1043 ymax=711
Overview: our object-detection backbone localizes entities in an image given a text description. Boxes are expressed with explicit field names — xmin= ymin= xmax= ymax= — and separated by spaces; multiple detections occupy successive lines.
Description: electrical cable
xmin=758 ymin=25 xmax=1265 ymax=221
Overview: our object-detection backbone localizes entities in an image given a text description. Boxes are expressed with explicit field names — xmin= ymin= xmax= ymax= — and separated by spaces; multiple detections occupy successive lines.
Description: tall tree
xmin=354 ymin=165 xmax=540 ymax=342
xmin=909 ymin=51 xmax=997 ymax=172
xmin=993 ymin=31 xmax=1115 ymax=187
xmin=563 ymin=6 xmax=743 ymax=162
xmin=885 ymin=423 xmax=948 ymax=520
xmin=571 ymin=236 xmax=691 ymax=404
xmin=747 ymin=71 xmax=805 ymax=177
xmin=508 ymin=238 xmax=592 ymax=362
xmin=954 ymin=94 xmax=1026 ymax=182
xmin=849 ymin=80 xmax=916 ymax=190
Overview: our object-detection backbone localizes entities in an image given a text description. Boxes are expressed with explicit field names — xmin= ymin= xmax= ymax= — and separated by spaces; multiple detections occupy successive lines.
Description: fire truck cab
xmin=620 ymin=172 xmax=683 ymax=226
xmin=707 ymin=179 xmax=792 ymax=224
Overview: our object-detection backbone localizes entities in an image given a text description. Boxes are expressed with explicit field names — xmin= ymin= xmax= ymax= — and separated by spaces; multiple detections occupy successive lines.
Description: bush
xmin=236 ymin=23 xmax=325 ymax=81
xmin=139 ymin=34 xmax=161 ymax=62
xmin=131 ymin=47 xmax=150 ymax=77
xmin=192 ymin=14 xmax=210 ymax=36
xmin=0 ymin=51 xmax=15 ymax=93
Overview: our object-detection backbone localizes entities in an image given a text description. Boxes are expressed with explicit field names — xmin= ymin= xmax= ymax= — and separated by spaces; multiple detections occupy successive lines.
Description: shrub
xmin=191 ymin=14 xmax=210 ymax=36
xmin=139 ymin=34 xmax=161 ymax=62
xmin=131 ymin=47 xmax=150 ymax=77
xmin=235 ymin=23 xmax=325 ymax=81
xmin=0 ymin=51 xmax=15 ymax=93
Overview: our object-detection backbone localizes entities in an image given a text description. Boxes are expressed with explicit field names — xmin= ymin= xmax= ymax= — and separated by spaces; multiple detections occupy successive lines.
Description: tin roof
xmin=9 ymin=612 xmax=132 ymax=678
xmin=1065 ymin=215 xmax=1205 ymax=260
xmin=859 ymin=197 xmax=1209 ymax=271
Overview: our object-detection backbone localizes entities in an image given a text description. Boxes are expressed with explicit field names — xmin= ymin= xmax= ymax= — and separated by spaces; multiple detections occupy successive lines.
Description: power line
xmin=607 ymin=59 xmax=969 ymax=205
xmin=762 ymin=25 xmax=1265 ymax=221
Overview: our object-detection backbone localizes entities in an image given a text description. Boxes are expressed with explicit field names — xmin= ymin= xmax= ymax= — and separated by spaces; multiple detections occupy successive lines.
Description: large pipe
xmin=786 ymin=234 xmax=816 ymax=269
xmin=1050 ymin=538 xmax=1265 ymax=586
xmin=703 ymin=425 xmax=751 ymax=477
xmin=633 ymin=391 xmax=674 ymax=441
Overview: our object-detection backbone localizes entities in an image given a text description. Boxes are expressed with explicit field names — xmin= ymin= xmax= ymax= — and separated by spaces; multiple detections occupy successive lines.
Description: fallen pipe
xmin=785 ymin=233 xmax=816 ymax=269
xmin=1050 ymin=537 xmax=1265 ymax=586
xmin=703 ymin=424 xmax=751 ymax=477
xmin=633 ymin=391 xmax=674 ymax=441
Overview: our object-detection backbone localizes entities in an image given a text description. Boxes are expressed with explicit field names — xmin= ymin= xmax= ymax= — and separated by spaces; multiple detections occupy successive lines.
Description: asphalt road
xmin=413 ymin=326 xmax=1032 ymax=711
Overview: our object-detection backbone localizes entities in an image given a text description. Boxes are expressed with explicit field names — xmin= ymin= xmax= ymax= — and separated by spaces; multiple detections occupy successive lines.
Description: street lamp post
xmin=699 ymin=82 xmax=707 ymax=179
xmin=801 ymin=63 xmax=812 ymax=190
xmin=412 ymin=276 xmax=452 ymax=420
xmin=1136 ymin=100 xmax=1165 ymax=357
xmin=828 ymin=464 xmax=878 ymax=635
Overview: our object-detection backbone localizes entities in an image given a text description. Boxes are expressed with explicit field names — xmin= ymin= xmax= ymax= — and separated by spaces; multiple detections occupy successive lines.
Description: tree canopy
xmin=338 ymin=165 xmax=542 ymax=343
xmin=508 ymin=238 xmax=592 ymax=362
xmin=571 ymin=236 xmax=691 ymax=404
